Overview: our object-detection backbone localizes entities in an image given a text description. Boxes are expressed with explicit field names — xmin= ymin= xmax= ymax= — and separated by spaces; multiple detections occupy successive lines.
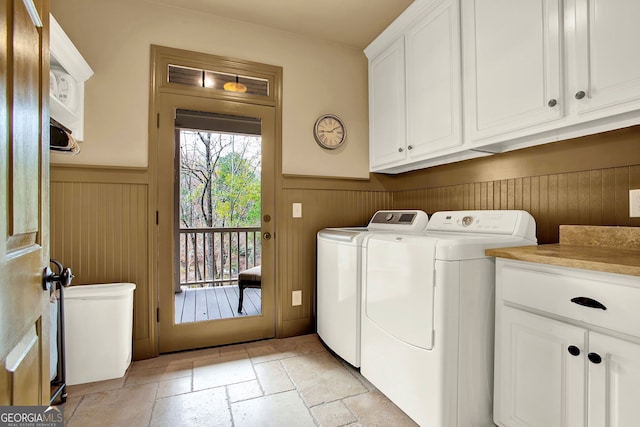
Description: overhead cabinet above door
xmin=463 ymin=0 xmax=640 ymax=152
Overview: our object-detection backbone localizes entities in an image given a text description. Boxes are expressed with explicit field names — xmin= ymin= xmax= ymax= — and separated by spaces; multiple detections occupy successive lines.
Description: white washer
xmin=316 ymin=210 xmax=428 ymax=367
xmin=361 ymin=210 xmax=537 ymax=426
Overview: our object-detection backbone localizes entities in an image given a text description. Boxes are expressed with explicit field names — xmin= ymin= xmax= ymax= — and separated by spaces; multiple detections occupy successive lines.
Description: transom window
xmin=168 ymin=64 xmax=269 ymax=96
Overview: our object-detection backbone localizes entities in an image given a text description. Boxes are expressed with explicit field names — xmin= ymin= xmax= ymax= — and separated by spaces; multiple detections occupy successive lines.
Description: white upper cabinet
xmin=462 ymin=0 xmax=563 ymax=144
xmin=367 ymin=0 xmax=470 ymax=173
xmin=367 ymin=0 xmax=640 ymax=173
xmin=571 ymin=0 xmax=640 ymax=118
xmin=405 ymin=1 xmax=462 ymax=159
xmin=463 ymin=0 xmax=640 ymax=151
xmin=50 ymin=14 xmax=93 ymax=141
xmin=369 ymin=38 xmax=407 ymax=168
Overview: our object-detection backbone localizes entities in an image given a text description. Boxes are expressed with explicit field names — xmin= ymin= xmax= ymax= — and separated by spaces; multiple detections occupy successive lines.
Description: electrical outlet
xmin=292 ymin=202 xmax=302 ymax=218
xmin=631 ymin=189 xmax=640 ymax=217
xmin=292 ymin=290 xmax=302 ymax=306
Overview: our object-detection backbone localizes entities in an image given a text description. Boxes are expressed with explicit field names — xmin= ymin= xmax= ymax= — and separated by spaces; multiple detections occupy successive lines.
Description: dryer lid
xmin=364 ymin=234 xmax=437 ymax=350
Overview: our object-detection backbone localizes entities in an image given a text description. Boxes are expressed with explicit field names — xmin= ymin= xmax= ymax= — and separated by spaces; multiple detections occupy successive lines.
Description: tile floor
xmin=62 ymin=334 xmax=418 ymax=426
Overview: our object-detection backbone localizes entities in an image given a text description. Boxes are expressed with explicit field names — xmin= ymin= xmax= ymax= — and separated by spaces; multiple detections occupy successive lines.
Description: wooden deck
xmin=174 ymin=284 xmax=262 ymax=324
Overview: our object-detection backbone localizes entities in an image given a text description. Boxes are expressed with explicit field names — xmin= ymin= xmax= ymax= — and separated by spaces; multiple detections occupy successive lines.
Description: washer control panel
xmin=427 ymin=210 xmax=537 ymax=240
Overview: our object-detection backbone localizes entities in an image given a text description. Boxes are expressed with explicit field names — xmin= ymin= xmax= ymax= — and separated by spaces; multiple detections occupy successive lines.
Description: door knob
xmin=263 ymin=232 xmax=272 ymax=240
xmin=43 ymin=259 xmax=74 ymax=291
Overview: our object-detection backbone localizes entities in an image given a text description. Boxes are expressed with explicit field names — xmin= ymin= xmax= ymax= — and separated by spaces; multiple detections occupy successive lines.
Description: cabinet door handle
xmin=575 ymin=90 xmax=586 ymax=100
xmin=588 ymin=352 xmax=602 ymax=364
xmin=407 ymin=145 xmax=413 ymax=150
xmin=398 ymin=147 xmax=403 ymax=152
xmin=570 ymin=296 xmax=607 ymax=310
xmin=567 ymin=345 xmax=581 ymax=356
xmin=548 ymin=99 xmax=558 ymax=107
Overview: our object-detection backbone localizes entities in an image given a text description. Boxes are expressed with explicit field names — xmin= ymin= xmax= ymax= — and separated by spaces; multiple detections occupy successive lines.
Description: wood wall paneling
xmin=49 ymin=126 xmax=640 ymax=352
xmin=50 ymin=167 xmax=153 ymax=359
xmin=277 ymin=185 xmax=391 ymax=337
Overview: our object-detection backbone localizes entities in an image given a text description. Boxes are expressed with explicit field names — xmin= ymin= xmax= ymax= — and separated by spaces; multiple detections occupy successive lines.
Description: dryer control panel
xmin=368 ymin=210 xmax=429 ymax=231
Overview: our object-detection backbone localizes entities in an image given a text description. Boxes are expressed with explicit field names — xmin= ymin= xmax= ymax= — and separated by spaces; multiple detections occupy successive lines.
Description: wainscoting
xmin=49 ymin=125 xmax=640 ymax=357
xmin=50 ymin=166 xmax=155 ymax=360
xmin=277 ymin=183 xmax=391 ymax=336
xmin=391 ymin=126 xmax=640 ymax=243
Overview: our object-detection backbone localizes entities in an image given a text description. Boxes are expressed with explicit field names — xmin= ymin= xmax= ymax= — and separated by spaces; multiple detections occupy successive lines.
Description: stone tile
xmin=66 ymin=376 xmax=125 ymax=397
xmin=231 ymin=390 xmax=315 ymax=427
xmin=66 ymin=382 xmax=157 ymax=427
xmin=193 ymin=353 xmax=255 ymax=391
xmin=125 ymin=361 xmax=192 ymax=386
xmin=227 ymin=380 xmax=263 ymax=403
xmin=157 ymin=376 xmax=192 ymax=398
xmin=218 ymin=343 xmax=248 ymax=357
xmin=281 ymin=352 xmax=367 ymax=406
xmin=61 ymin=395 xmax=82 ymax=422
xmin=254 ymin=360 xmax=295 ymax=395
xmin=310 ymin=400 xmax=357 ymax=427
xmin=343 ymin=390 xmax=418 ymax=427
xmin=248 ymin=344 xmax=297 ymax=363
xmin=150 ymin=387 xmax=231 ymax=427
xmin=131 ymin=347 xmax=220 ymax=371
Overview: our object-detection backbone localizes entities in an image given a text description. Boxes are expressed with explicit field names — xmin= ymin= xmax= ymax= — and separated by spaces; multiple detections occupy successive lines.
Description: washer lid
xmin=318 ymin=227 xmax=368 ymax=242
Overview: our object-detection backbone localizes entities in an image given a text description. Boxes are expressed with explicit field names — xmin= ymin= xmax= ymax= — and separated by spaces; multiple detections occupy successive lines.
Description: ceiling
xmin=147 ymin=0 xmax=415 ymax=48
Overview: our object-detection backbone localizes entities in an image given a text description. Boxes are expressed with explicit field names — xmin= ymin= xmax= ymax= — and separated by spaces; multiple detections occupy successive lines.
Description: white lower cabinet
xmin=494 ymin=260 xmax=640 ymax=427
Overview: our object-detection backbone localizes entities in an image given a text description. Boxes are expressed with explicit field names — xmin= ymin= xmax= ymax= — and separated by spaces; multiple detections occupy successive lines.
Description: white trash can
xmin=64 ymin=283 xmax=136 ymax=385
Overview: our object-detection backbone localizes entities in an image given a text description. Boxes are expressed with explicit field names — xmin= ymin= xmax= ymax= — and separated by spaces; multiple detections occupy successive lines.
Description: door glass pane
xmin=173 ymin=110 xmax=262 ymax=324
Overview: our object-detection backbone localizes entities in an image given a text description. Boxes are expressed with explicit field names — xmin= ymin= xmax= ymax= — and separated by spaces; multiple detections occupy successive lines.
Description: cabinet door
xmin=369 ymin=38 xmax=406 ymax=169
xmin=405 ymin=0 xmax=461 ymax=158
xmin=573 ymin=0 xmax=640 ymax=118
xmin=587 ymin=332 xmax=640 ymax=427
xmin=495 ymin=307 xmax=585 ymax=427
xmin=462 ymin=0 xmax=562 ymax=144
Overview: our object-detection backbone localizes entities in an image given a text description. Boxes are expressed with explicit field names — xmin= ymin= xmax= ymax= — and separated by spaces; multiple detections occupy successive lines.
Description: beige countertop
xmin=486 ymin=225 xmax=640 ymax=277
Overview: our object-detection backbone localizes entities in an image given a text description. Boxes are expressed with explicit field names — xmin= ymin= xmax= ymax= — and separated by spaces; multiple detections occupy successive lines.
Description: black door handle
xmin=43 ymin=259 xmax=74 ymax=291
xmin=570 ymin=297 xmax=607 ymax=310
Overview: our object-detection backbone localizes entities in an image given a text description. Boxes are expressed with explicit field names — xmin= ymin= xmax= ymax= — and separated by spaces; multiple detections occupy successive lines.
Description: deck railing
xmin=179 ymin=226 xmax=261 ymax=288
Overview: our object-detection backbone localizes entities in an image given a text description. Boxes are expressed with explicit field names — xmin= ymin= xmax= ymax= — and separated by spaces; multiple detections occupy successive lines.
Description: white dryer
xmin=360 ymin=210 xmax=537 ymax=427
xmin=316 ymin=210 xmax=428 ymax=367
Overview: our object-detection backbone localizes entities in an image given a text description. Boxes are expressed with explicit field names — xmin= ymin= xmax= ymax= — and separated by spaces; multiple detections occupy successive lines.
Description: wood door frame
xmin=148 ymin=45 xmax=283 ymax=355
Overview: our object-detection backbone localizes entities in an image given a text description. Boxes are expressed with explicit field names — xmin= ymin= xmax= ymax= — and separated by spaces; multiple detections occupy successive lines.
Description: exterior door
xmin=157 ymin=93 xmax=276 ymax=353
xmin=0 ymin=0 xmax=51 ymax=405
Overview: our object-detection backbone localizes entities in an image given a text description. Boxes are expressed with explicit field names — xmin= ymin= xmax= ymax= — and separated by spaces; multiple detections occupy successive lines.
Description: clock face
xmin=314 ymin=115 xmax=346 ymax=149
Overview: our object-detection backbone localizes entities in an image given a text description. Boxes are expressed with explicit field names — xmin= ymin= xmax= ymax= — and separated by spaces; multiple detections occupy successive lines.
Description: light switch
xmin=292 ymin=290 xmax=302 ymax=306
xmin=631 ymin=189 xmax=640 ymax=217
xmin=292 ymin=202 xmax=302 ymax=218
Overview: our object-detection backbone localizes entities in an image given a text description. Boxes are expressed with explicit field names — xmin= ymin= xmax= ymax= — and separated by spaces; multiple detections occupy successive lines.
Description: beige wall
xmin=50 ymin=0 xmax=370 ymax=178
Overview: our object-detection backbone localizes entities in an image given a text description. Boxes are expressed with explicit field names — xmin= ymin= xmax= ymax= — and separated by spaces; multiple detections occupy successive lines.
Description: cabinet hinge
xmin=156 ymin=307 xmax=160 ymax=322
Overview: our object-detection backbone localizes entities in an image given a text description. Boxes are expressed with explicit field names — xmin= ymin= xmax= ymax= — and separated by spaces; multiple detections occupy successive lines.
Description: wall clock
xmin=314 ymin=114 xmax=346 ymax=149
